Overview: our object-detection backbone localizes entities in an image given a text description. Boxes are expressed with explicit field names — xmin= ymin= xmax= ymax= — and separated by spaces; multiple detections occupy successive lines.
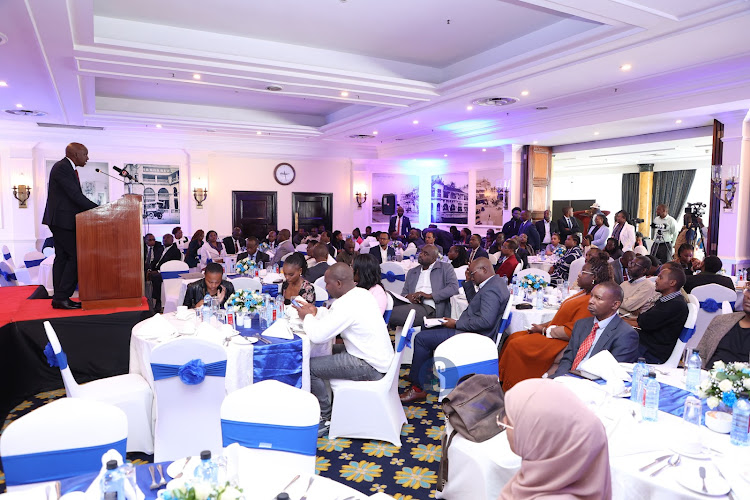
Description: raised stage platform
xmin=0 ymin=286 xmax=154 ymax=423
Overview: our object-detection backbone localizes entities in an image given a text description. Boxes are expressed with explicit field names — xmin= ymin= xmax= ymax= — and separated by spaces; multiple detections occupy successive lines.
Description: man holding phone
xmin=183 ymin=262 xmax=235 ymax=308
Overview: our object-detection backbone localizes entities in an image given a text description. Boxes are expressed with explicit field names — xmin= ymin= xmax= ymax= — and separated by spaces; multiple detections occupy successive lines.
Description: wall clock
xmin=274 ymin=162 xmax=296 ymax=186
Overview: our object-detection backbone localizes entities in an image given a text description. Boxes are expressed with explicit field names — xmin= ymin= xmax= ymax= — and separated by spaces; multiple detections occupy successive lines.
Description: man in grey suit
xmin=611 ymin=251 xmax=635 ymax=285
xmin=269 ymin=229 xmax=295 ymax=266
xmin=554 ymin=281 xmax=639 ymax=377
xmin=400 ymin=257 xmax=509 ymax=402
xmin=389 ymin=244 xmax=459 ymax=328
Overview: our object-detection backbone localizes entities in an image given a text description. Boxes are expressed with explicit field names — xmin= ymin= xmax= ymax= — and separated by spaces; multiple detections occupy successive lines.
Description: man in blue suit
xmin=519 ymin=210 xmax=541 ymax=253
xmin=554 ymin=281 xmax=639 ymax=377
xmin=388 ymin=206 xmax=412 ymax=238
xmin=400 ymin=257 xmax=509 ymax=402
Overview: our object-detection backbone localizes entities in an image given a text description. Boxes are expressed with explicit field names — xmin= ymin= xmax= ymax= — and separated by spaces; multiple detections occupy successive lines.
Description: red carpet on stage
xmin=0 ymin=286 xmax=149 ymax=327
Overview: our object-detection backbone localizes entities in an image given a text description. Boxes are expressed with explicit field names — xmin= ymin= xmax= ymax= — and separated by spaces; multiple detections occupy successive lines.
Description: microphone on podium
xmin=112 ymin=166 xmax=134 ymax=180
xmin=95 ymin=168 xmax=128 ymax=183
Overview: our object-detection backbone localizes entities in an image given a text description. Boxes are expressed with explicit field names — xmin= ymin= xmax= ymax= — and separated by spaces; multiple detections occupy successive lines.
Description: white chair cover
xmin=656 ymin=301 xmax=698 ymax=369
xmin=384 ymin=292 xmax=394 ymax=324
xmin=314 ymin=276 xmax=326 ymax=289
xmin=2 ymin=245 xmax=16 ymax=268
xmin=379 ymin=262 xmax=406 ymax=295
xmin=434 ymin=333 xmax=499 ymax=401
xmin=160 ymin=260 xmax=190 ymax=313
xmin=230 ymin=277 xmax=262 ymax=292
xmin=220 ymin=380 xmax=319 ymax=499
xmin=278 ymin=253 xmax=293 ymax=264
xmin=488 ymin=252 xmax=500 ymax=266
xmin=295 ymin=243 xmax=308 ymax=255
xmin=313 ymin=284 xmax=328 ymax=306
xmin=402 ymin=245 xmax=417 ymax=257
xmin=0 ymin=398 xmax=127 ymax=491
xmin=567 ymin=256 xmax=586 ymax=286
xmin=150 ymin=337 xmax=227 ymax=462
xmin=328 ymin=310 xmax=415 ymax=447
xmin=689 ymin=284 xmax=738 ymax=350
xmin=42 ymin=321 xmax=154 ymax=454
xmin=454 ymin=265 xmax=468 ymax=287
xmin=42 ymin=247 xmax=55 ymax=258
xmin=495 ymin=297 xmax=515 ymax=348
xmin=517 ymin=268 xmax=551 ymax=283
xmin=0 ymin=261 xmax=17 ymax=287
xmin=20 ymin=251 xmax=45 ymax=284
xmin=511 ymin=262 xmax=523 ymax=277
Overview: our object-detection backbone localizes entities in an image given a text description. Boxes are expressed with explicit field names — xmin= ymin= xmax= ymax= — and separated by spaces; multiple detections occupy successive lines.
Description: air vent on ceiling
xmin=6 ymin=109 xmax=47 ymax=117
xmin=348 ymin=134 xmax=376 ymax=139
xmin=266 ymin=85 xmax=283 ymax=92
xmin=472 ymin=96 xmax=519 ymax=107
xmin=37 ymin=122 xmax=104 ymax=130
xmin=536 ymin=106 xmax=548 ymax=110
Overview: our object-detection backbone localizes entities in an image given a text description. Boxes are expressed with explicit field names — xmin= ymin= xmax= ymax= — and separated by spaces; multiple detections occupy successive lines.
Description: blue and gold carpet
xmin=0 ymin=367 xmax=444 ymax=499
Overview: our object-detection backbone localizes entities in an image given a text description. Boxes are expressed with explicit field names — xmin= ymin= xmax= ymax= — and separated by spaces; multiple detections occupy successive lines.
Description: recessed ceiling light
xmin=193 ymin=74 xmax=201 ymax=80
xmin=256 ymin=131 xmax=262 ymax=135
xmin=155 ymin=124 xmax=162 ymax=128
xmin=594 ymin=131 xmax=600 ymax=136
xmin=15 ymin=103 xmax=22 ymax=108
xmin=675 ymin=119 xmax=682 ymax=124
xmin=521 ymin=90 xmax=529 ymax=96
xmin=372 ymin=131 xmax=378 ymax=135
xmin=0 ymin=81 xmax=7 ymax=87
xmin=444 ymin=154 xmax=448 ymax=157
xmin=482 ymin=148 xmax=487 ymax=152
xmin=466 ymin=105 xmax=473 ymax=111
xmin=620 ymin=64 xmax=632 ymax=71
xmin=340 ymin=91 xmax=349 ymax=97
xmin=412 ymin=120 xmax=419 ymax=125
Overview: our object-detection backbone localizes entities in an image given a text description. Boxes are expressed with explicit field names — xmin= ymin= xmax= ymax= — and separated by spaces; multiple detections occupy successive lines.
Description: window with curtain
xmin=621 ymin=173 xmax=640 ymax=222
xmin=651 ymin=169 xmax=696 ymax=222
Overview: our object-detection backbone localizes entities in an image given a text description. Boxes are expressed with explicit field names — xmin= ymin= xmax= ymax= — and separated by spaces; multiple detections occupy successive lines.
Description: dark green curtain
xmin=652 ymin=169 xmax=696 ymax=221
xmin=621 ymin=173 xmax=640 ymax=220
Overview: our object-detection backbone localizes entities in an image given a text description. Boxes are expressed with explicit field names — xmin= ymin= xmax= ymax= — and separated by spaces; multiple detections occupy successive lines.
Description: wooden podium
xmin=76 ymin=194 xmax=144 ymax=310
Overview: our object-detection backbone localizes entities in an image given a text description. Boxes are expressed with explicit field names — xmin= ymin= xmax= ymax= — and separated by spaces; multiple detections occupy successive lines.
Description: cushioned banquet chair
xmin=278 ymin=253 xmax=293 ymax=265
xmin=517 ymin=268 xmax=551 ymax=283
xmin=229 ymin=277 xmax=262 ymax=292
xmin=160 ymin=260 xmax=190 ymax=313
xmin=379 ymin=262 xmax=406 ymax=295
xmin=42 ymin=246 xmax=55 ymax=258
xmin=0 ymin=261 xmax=18 ymax=287
xmin=656 ymin=300 xmax=698 ymax=369
xmin=402 ymin=245 xmax=417 ymax=257
xmin=313 ymin=275 xmax=326 ymax=290
xmin=313 ymin=283 xmax=328 ymax=307
xmin=150 ymin=337 xmax=226 ymax=462
xmin=434 ymin=333 xmax=499 ymax=402
xmin=42 ymin=321 xmax=154 ymax=454
xmin=328 ymin=310 xmax=415 ymax=447
xmin=220 ymin=380 xmax=319 ymax=498
xmin=295 ymin=243 xmax=308 ymax=255
xmin=454 ymin=265 xmax=468 ymax=287
xmin=689 ymin=284 xmax=738 ymax=351
xmin=567 ymin=256 xmax=585 ymax=287
xmin=2 ymin=245 xmax=16 ymax=268
xmin=0 ymin=398 xmax=127 ymax=492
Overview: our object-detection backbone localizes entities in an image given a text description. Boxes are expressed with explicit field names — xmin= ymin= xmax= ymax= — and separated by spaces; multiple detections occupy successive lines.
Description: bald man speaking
xmin=42 ymin=142 xmax=98 ymax=309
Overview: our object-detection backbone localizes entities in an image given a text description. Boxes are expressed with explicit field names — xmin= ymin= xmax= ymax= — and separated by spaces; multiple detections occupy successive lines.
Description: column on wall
xmin=526 ymin=145 xmax=552 ymax=219
xmin=637 ymin=163 xmax=654 ymax=236
xmin=501 ymin=144 xmax=522 ymax=222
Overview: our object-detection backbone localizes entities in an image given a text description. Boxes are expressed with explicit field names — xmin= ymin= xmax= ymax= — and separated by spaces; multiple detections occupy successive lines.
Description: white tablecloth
xmin=526 ymin=256 xmax=554 ymax=272
xmin=450 ymin=295 xmax=557 ymax=333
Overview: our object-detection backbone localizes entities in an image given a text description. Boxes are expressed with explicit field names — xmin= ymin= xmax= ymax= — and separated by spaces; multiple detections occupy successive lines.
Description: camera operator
xmin=649 ymin=204 xmax=677 ymax=264
xmin=675 ymin=204 xmax=707 ymax=251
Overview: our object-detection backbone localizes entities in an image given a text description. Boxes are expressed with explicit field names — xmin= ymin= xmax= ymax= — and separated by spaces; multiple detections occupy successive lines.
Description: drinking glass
xmin=681 ymin=348 xmax=694 ymax=375
xmin=683 ymin=396 xmax=702 ymax=426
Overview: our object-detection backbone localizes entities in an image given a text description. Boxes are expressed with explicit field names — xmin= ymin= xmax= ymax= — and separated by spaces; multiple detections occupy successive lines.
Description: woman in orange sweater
xmin=498 ymin=254 xmax=613 ymax=391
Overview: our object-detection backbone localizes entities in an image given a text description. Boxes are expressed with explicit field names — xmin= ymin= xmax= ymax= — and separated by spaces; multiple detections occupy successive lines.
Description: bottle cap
xmin=106 ymin=460 xmax=118 ymax=470
xmin=638 ymin=357 xmax=645 ymax=362
xmin=648 ymin=372 xmax=656 ymax=378
xmin=200 ymin=450 xmax=211 ymax=460
xmin=276 ymin=494 xmax=291 ymax=500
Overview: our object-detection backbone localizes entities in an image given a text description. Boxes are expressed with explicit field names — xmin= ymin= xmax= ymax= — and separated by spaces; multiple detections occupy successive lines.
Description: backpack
xmin=438 ymin=373 xmax=505 ymax=491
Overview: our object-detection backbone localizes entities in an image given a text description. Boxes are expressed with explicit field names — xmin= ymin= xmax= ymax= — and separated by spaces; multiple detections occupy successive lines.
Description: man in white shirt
xmin=535 ymin=209 xmax=559 ymax=246
xmin=650 ymin=204 xmax=677 ymax=264
xmin=294 ymin=263 xmax=394 ymax=436
xmin=368 ymin=232 xmax=395 ymax=263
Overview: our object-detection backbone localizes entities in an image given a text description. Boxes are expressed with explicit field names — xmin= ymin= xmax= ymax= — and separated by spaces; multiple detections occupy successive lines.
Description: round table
xmin=508 ymin=304 xmax=557 ymax=332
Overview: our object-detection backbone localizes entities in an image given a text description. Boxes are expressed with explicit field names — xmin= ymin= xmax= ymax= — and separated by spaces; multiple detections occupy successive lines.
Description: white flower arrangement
xmin=698 ymin=360 xmax=750 ymax=409
xmin=225 ymin=289 xmax=265 ymax=314
xmin=235 ymin=258 xmax=255 ymax=275
xmin=159 ymin=481 xmax=243 ymax=500
xmin=520 ymin=273 xmax=548 ymax=290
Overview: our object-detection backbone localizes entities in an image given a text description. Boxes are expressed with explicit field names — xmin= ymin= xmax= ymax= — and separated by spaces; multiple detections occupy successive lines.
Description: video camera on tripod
xmin=686 ymin=202 xmax=706 ymax=221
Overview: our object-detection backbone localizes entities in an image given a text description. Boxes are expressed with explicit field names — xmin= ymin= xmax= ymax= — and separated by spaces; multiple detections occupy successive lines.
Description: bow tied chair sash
xmin=679 ymin=326 xmax=696 ymax=343
xmin=0 ymin=269 xmax=17 ymax=281
xmin=151 ymin=359 xmax=227 ymax=385
xmin=699 ymin=298 xmax=735 ymax=313
xmin=397 ymin=328 xmax=416 ymax=353
xmin=437 ymin=358 xmax=499 ymax=391
xmin=3 ymin=438 xmax=127 ymax=486
xmin=381 ymin=271 xmax=405 ymax=283
xmin=44 ymin=343 xmax=68 ymax=369
xmin=159 ymin=271 xmax=184 ymax=279
xmin=221 ymin=420 xmax=317 ymax=456
xmin=24 ymin=258 xmax=45 ymax=268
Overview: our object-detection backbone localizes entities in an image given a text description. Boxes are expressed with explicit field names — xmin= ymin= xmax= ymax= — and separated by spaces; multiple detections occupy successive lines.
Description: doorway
xmin=292 ymin=192 xmax=333 ymax=232
xmin=232 ymin=191 xmax=277 ymax=240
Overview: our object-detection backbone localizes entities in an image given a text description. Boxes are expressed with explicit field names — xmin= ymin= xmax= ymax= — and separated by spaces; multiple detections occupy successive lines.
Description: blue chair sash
xmin=498 ymin=312 xmax=513 ymax=335
xmin=44 ymin=343 xmax=68 ymax=370
xmin=679 ymin=326 xmax=696 ymax=343
xmin=160 ymin=271 xmax=184 ymax=279
xmin=397 ymin=328 xmax=415 ymax=353
xmin=24 ymin=258 xmax=45 ymax=268
xmin=699 ymin=298 xmax=734 ymax=313
xmin=383 ymin=309 xmax=393 ymax=324
xmin=151 ymin=359 xmax=227 ymax=384
xmin=3 ymin=252 xmax=11 ymax=260
xmin=221 ymin=420 xmax=317 ymax=456
xmin=381 ymin=271 xmax=405 ymax=283
xmin=315 ymin=300 xmax=325 ymax=307
xmin=458 ymin=279 xmax=465 ymax=287
xmin=0 ymin=269 xmax=16 ymax=281
xmin=440 ymin=359 xmax=499 ymax=391
xmin=3 ymin=438 xmax=127 ymax=486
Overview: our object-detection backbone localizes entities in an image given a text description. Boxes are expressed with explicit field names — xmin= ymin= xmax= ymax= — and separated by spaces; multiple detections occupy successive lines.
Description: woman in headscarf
xmin=498 ymin=378 xmax=612 ymax=500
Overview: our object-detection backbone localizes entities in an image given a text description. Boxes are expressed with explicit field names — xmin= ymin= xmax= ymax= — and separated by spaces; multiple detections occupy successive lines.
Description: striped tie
xmin=572 ymin=322 xmax=599 ymax=369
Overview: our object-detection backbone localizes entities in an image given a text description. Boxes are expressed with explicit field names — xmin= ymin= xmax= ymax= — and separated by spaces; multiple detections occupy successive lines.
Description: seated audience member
xmin=637 ymin=262 xmax=689 ymax=363
xmin=281 ymin=252 xmax=316 ymax=305
xmin=318 ymin=231 xmax=337 ymax=258
xmin=488 ymin=232 xmax=505 ymax=254
xmin=646 ymin=254 xmax=660 ymax=276
xmin=185 ymin=229 xmax=204 ymax=269
xmin=604 ymin=237 xmax=623 ymax=261
xmin=405 ymin=228 xmax=426 ymax=254
xmin=499 ymin=256 xmax=610 ymax=390
xmin=331 ymin=230 xmax=344 ymax=251
xmin=581 ymin=234 xmax=593 ymax=257
xmin=587 ymin=213 xmax=609 ymax=249
xmin=222 ymin=227 xmax=244 ymax=255
xmin=553 ymin=281 xmax=639 ymax=376
xmin=484 ymin=229 xmax=496 ymax=250
xmin=198 ymin=230 xmax=227 ymax=269
xmin=517 ymin=233 xmax=536 ymax=257
xmin=293 ymin=263 xmax=394 ymax=436
xmin=302 ymin=227 xmax=320 ymax=244
xmin=237 ymin=235 xmax=270 ymax=266
xmin=172 ymin=226 xmax=189 ymax=255
xmin=447 ymin=245 xmax=468 ymax=269
xmin=304 ymin=240 xmax=319 ymax=266
xmin=156 ymin=233 xmax=181 ymax=268
xmin=448 ymin=225 xmax=461 ymax=243
xmin=618 ymin=255 xmax=655 ymax=317
xmin=426 ymin=225 xmax=454 ymax=254
xmin=467 ymin=233 xmax=489 ymax=263
xmin=634 ymin=232 xmax=648 ymax=255
xmin=697 ymin=289 xmax=750 ymax=367
xmin=674 ymin=243 xmax=699 ymax=276
xmin=423 ymin=230 xmax=437 ymax=248
xmin=353 ymin=253 xmax=388 ymax=315
xmin=400 ymin=257 xmax=509 ymax=403
xmin=498 ymin=379 xmax=611 ymax=500
xmin=292 ymin=227 xmax=307 ymax=246
xmin=369 ymin=231 xmax=395 ymax=264
xmin=269 ymin=229 xmax=295 ymax=266
xmin=304 ymin=243 xmax=331 ymax=284
xmin=183 ymin=262 xmax=235 ymax=309
xmin=336 ymin=238 xmax=356 ymax=266
xmin=612 ymin=250 xmax=635 ymax=284
xmin=263 ymin=230 xmax=278 ymax=250
xmin=684 ymin=255 xmax=736 ymax=293
xmin=544 ymin=233 xmax=562 ymax=256
xmin=389 ymin=244 xmax=459 ymax=328
xmin=365 ymin=225 xmax=374 ymax=237
xmin=550 ymin=234 xmax=584 ymax=283
xmin=495 ymin=239 xmax=520 ymax=281
xmin=143 ymin=233 xmax=165 ymax=310
xmin=352 ymin=227 xmax=363 ymax=243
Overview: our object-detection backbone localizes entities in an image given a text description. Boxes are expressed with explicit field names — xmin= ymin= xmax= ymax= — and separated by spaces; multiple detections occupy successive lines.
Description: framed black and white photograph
xmin=431 ymin=173 xmax=469 ymax=224
xmin=123 ymin=163 xmax=180 ymax=224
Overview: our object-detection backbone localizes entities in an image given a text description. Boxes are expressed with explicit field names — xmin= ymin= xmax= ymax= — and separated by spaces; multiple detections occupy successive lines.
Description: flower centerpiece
xmin=235 ymin=258 xmax=255 ymax=276
xmin=224 ymin=289 xmax=265 ymax=315
xmin=159 ymin=481 xmax=243 ymax=500
xmin=553 ymin=245 xmax=565 ymax=258
xmin=259 ymin=242 xmax=270 ymax=253
xmin=698 ymin=360 xmax=750 ymax=409
xmin=520 ymin=273 xmax=548 ymax=291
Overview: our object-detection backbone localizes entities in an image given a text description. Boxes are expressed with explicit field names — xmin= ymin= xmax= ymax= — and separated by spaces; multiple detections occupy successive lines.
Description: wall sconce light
xmin=193 ymin=178 xmax=208 ymax=209
xmin=12 ymin=184 xmax=31 ymax=208
xmin=712 ymin=164 xmax=738 ymax=211
xmin=355 ymin=191 xmax=368 ymax=209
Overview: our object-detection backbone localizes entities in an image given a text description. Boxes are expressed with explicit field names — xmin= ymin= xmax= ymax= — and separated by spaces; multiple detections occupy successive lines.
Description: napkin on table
xmin=136 ymin=313 xmax=177 ymax=339
xmin=578 ymin=350 xmax=631 ymax=386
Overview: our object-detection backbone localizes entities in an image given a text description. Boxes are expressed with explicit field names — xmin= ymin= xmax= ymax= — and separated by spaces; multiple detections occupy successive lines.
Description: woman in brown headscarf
xmin=498 ymin=378 xmax=612 ymax=500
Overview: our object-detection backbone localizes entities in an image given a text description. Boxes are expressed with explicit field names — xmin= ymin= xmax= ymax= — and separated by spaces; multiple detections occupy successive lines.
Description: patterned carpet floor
xmin=0 ymin=366 xmax=444 ymax=499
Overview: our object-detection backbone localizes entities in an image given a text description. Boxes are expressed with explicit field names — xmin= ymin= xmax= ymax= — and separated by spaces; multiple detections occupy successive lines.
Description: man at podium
xmin=42 ymin=142 xmax=98 ymax=309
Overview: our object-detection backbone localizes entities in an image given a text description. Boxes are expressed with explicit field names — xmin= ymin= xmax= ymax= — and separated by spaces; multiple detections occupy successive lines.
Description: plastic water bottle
xmin=275 ymin=294 xmax=284 ymax=317
xmin=193 ymin=449 xmax=219 ymax=485
xmin=562 ymin=280 xmax=570 ymax=298
xmin=201 ymin=294 xmax=212 ymax=323
xmin=535 ymin=289 xmax=543 ymax=310
xmin=685 ymin=351 xmax=702 ymax=394
xmin=100 ymin=460 xmax=123 ymax=499
xmin=642 ymin=372 xmax=660 ymax=422
xmin=630 ymin=358 xmax=647 ymax=403
xmin=730 ymin=397 xmax=750 ymax=446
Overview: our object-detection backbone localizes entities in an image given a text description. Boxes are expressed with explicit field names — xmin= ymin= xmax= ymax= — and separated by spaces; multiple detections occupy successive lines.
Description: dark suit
xmin=684 ymin=272 xmax=736 ymax=293
xmin=154 ymin=244 xmax=181 ymax=270
xmin=466 ymin=247 xmax=489 ymax=263
xmin=502 ymin=218 xmax=522 ymax=238
xmin=638 ymin=295 xmax=689 ymax=363
xmin=389 ymin=261 xmax=459 ymax=327
xmin=222 ymin=236 xmax=244 ymax=255
xmin=369 ymin=245 xmax=396 ymax=264
xmin=146 ymin=243 xmax=181 ymax=309
xmin=42 ymin=158 xmax=98 ymax=300
xmin=557 ymin=215 xmax=581 ymax=242
xmin=236 ymin=250 xmax=270 ymax=266
xmin=183 ymin=278 xmax=235 ymax=309
xmin=429 ymin=228 xmax=454 ymax=255
xmin=519 ymin=221 xmax=541 ymax=252
xmin=535 ymin=219 xmax=560 ymax=246
xmin=409 ymin=275 xmax=509 ymax=387
xmin=185 ymin=239 xmax=203 ymax=268
xmin=304 ymin=262 xmax=329 ymax=284
xmin=554 ymin=315 xmax=639 ymax=377
xmin=388 ymin=215 xmax=412 ymax=237
xmin=144 ymin=242 xmax=165 ymax=272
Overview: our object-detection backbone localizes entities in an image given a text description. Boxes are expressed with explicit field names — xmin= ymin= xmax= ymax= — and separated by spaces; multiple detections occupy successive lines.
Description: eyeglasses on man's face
xmin=496 ymin=414 xmax=514 ymax=431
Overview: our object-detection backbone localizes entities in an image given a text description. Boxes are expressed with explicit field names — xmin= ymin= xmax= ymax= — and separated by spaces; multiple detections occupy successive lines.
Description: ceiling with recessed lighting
xmin=0 ymin=0 xmax=748 ymax=160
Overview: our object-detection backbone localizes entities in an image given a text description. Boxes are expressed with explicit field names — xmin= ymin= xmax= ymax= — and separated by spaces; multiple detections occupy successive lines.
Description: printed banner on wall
xmin=123 ymin=164 xmax=180 ymax=224
xmin=475 ymin=170 xmax=505 ymax=226
xmin=431 ymin=173 xmax=469 ymax=225
xmin=371 ymin=173 xmax=420 ymax=223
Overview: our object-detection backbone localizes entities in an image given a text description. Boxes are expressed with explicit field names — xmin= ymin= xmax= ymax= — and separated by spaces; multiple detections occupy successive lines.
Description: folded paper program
xmin=578 ymin=350 xmax=631 ymax=383
xmin=151 ymin=359 xmax=227 ymax=384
